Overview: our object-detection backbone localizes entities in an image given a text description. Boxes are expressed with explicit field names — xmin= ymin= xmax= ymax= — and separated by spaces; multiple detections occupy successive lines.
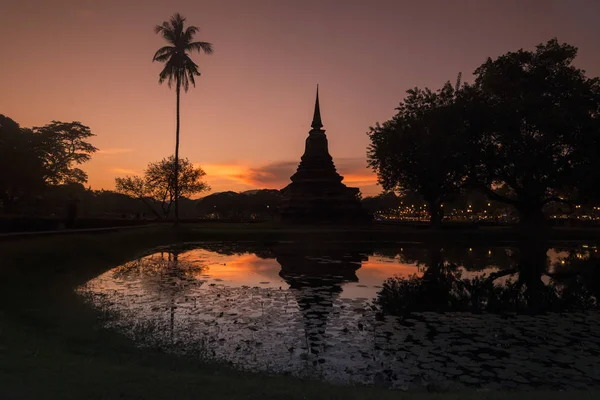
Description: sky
xmin=2 ymin=0 xmax=600 ymax=197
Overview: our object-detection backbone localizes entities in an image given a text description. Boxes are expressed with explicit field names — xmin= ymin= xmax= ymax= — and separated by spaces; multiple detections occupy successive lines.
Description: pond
xmin=77 ymin=241 xmax=600 ymax=390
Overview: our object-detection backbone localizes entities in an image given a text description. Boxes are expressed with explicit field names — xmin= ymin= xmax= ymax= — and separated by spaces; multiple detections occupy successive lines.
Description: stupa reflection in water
xmin=276 ymin=244 xmax=367 ymax=355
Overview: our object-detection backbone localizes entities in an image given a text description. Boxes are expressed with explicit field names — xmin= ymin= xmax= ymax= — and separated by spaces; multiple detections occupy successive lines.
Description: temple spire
xmin=311 ymin=85 xmax=323 ymax=130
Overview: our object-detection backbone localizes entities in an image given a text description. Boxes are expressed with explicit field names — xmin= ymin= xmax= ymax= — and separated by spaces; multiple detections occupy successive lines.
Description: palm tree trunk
xmin=174 ymin=76 xmax=180 ymax=226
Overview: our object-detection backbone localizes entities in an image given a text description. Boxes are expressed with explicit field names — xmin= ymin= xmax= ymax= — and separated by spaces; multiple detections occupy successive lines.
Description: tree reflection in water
xmin=111 ymin=249 xmax=206 ymax=342
xmin=78 ymin=240 xmax=600 ymax=389
xmin=376 ymin=241 xmax=599 ymax=317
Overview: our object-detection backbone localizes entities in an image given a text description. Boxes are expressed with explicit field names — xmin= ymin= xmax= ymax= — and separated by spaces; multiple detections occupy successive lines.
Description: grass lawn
xmin=1 ymin=224 xmax=599 ymax=399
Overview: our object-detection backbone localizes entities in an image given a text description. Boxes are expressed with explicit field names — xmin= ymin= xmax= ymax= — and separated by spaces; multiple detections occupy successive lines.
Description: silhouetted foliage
xmin=369 ymin=39 xmax=600 ymax=228
xmin=196 ymin=189 xmax=283 ymax=220
xmin=0 ymin=116 xmax=97 ymax=215
xmin=0 ymin=115 xmax=45 ymax=213
xmin=114 ymin=176 xmax=163 ymax=219
xmin=34 ymin=121 xmax=98 ymax=185
xmin=116 ymin=156 xmax=209 ymax=219
xmin=153 ymin=13 xmax=213 ymax=225
xmin=361 ymin=192 xmax=402 ymax=214
xmin=367 ymin=76 xmax=473 ymax=227
xmin=470 ymin=39 xmax=600 ymax=227
xmin=377 ymin=243 xmax=599 ymax=317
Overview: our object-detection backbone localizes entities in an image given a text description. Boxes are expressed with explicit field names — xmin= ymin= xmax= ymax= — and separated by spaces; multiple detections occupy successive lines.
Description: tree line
xmin=367 ymin=39 xmax=600 ymax=228
xmin=0 ymin=114 xmax=211 ymax=223
xmin=0 ymin=115 xmax=97 ymax=215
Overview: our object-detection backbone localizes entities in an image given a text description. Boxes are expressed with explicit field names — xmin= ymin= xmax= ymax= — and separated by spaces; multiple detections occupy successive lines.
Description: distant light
xmin=561 ymin=260 xmax=565 ymax=264
xmin=469 ymin=248 xmax=472 ymax=252
xmin=487 ymin=203 xmax=491 ymax=207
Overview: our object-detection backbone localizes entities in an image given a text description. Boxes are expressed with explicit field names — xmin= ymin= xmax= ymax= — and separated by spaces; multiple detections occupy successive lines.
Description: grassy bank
xmin=3 ymin=221 xmax=600 ymax=244
xmin=1 ymin=225 xmax=599 ymax=399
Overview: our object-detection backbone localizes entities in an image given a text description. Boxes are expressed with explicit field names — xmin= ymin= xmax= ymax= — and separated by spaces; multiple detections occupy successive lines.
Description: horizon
xmin=2 ymin=0 xmax=600 ymax=197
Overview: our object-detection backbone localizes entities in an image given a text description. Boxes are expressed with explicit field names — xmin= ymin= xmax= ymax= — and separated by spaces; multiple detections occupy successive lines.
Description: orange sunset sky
xmin=2 ymin=0 xmax=600 ymax=197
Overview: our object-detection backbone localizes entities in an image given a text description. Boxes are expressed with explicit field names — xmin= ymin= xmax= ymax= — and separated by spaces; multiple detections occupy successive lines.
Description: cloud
xmin=243 ymin=161 xmax=299 ymax=187
xmin=243 ymin=158 xmax=376 ymax=188
xmin=111 ymin=167 xmax=138 ymax=175
xmin=201 ymin=164 xmax=252 ymax=185
xmin=97 ymin=148 xmax=134 ymax=155
xmin=200 ymin=158 xmax=377 ymax=193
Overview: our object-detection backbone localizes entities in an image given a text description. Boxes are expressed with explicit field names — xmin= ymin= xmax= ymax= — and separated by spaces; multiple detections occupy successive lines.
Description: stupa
xmin=280 ymin=87 xmax=371 ymax=223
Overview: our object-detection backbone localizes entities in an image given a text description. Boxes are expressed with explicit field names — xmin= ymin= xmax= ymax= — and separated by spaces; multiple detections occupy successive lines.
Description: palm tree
xmin=153 ymin=13 xmax=213 ymax=225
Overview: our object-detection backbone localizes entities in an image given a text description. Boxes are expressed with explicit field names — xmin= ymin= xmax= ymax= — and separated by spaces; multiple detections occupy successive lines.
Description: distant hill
xmin=196 ymin=189 xmax=283 ymax=219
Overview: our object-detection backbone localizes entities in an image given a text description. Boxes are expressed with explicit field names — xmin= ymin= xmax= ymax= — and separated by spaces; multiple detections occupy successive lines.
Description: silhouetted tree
xmin=33 ymin=121 xmax=98 ymax=185
xmin=196 ymin=189 xmax=283 ymax=220
xmin=470 ymin=39 xmax=600 ymax=227
xmin=377 ymin=241 xmax=599 ymax=316
xmin=246 ymin=189 xmax=283 ymax=218
xmin=361 ymin=192 xmax=401 ymax=215
xmin=153 ymin=13 xmax=214 ymax=225
xmin=114 ymin=176 xmax=163 ymax=219
xmin=0 ymin=116 xmax=97 ymax=214
xmin=367 ymin=77 xmax=472 ymax=227
xmin=196 ymin=191 xmax=246 ymax=219
xmin=116 ymin=156 xmax=209 ymax=219
xmin=0 ymin=115 xmax=45 ymax=213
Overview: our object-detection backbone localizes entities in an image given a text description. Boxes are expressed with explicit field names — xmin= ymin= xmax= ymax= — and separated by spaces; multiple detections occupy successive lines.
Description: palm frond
xmin=153 ymin=13 xmax=213 ymax=91
xmin=169 ymin=13 xmax=185 ymax=36
xmin=152 ymin=45 xmax=175 ymax=61
xmin=183 ymin=26 xmax=199 ymax=41
xmin=184 ymin=59 xmax=201 ymax=90
xmin=153 ymin=52 xmax=173 ymax=63
xmin=187 ymin=71 xmax=196 ymax=89
xmin=158 ymin=60 xmax=178 ymax=88
xmin=187 ymin=41 xmax=214 ymax=54
xmin=154 ymin=22 xmax=176 ymax=43
xmin=154 ymin=22 xmax=167 ymax=34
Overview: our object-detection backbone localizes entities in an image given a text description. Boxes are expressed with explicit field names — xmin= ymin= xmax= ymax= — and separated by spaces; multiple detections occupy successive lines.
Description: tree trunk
xmin=174 ymin=77 xmax=180 ymax=226
xmin=428 ymin=200 xmax=443 ymax=229
xmin=139 ymin=197 xmax=163 ymax=220
xmin=516 ymin=203 xmax=546 ymax=230
xmin=517 ymin=240 xmax=548 ymax=313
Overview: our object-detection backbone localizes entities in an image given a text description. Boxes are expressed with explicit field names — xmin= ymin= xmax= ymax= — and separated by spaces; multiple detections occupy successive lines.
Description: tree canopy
xmin=367 ymin=39 xmax=600 ymax=228
xmin=153 ymin=13 xmax=214 ymax=92
xmin=367 ymin=76 xmax=473 ymax=226
xmin=115 ymin=156 xmax=209 ymax=219
xmin=0 ymin=115 xmax=96 ymax=214
xmin=470 ymin=39 xmax=600 ymax=226
xmin=34 ymin=121 xmax=98 ymax=185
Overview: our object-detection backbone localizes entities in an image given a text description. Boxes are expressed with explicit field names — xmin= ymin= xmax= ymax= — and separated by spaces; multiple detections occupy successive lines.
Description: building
xmin=279 ymin=87 xmax=371 ymax=223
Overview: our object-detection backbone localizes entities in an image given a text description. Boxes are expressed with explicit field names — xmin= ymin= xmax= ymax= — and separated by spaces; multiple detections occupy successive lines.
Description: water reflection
xmin=377 ymin=242 xmax=599 ymax=316
xmin=276 ymin=245 xmax=366 ymax=356
xmin=78 ymin=241 xmax=600 ymax=390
